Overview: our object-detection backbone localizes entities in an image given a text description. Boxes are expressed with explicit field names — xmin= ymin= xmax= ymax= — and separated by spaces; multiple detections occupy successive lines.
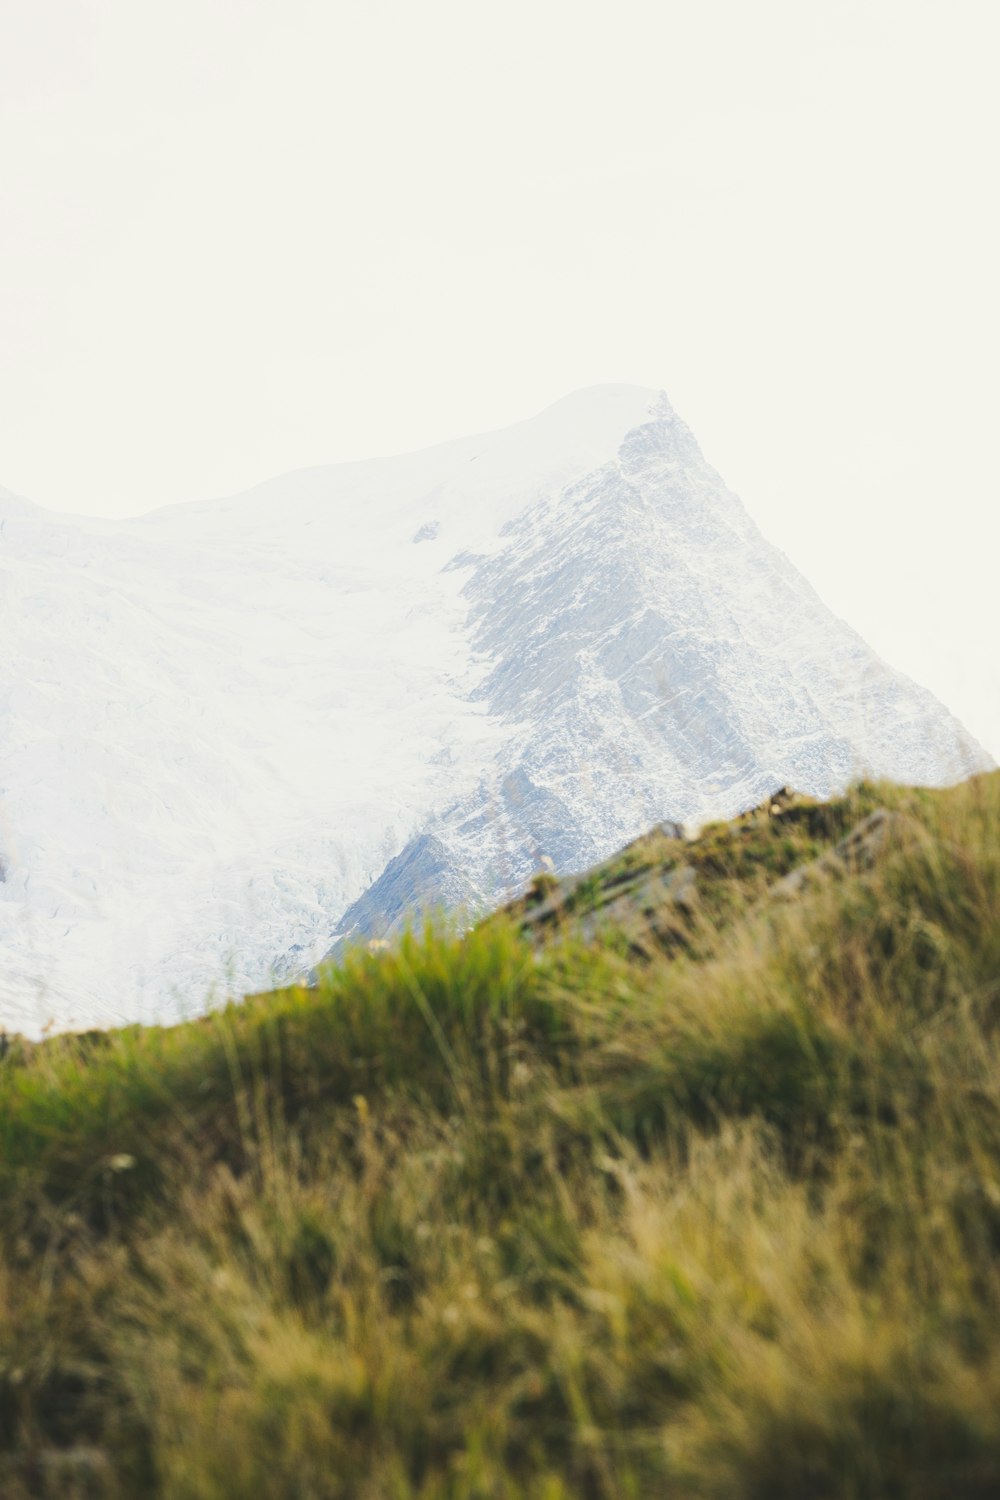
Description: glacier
xmin=0 ymin=386 xmax=988 ymax=1030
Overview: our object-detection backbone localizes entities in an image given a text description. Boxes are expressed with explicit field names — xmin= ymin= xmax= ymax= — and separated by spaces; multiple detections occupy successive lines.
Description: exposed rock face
xmin=319 ymin=833 xmax=478 ymax=965
xmin=513 ymin=856 xmax=699 ymax=958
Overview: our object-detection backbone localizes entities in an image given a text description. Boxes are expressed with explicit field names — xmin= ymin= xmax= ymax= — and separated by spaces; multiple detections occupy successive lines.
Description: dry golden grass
xmin=0 ymin=772 xmax=998 ymax=1497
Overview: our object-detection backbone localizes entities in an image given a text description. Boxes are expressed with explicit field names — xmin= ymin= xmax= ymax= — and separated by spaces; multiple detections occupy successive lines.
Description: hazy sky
xmin=2 ymin=0 xmax=997 ymax=757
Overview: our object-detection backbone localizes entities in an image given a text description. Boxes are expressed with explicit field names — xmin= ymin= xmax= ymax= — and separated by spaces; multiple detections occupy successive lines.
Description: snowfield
xmin=0 ymin=387 xmax=988 ymax=1030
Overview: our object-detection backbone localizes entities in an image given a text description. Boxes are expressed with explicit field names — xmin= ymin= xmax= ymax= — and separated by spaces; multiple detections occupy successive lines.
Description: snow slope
xmin=0 ymin=389 xmax=988 ymax=1029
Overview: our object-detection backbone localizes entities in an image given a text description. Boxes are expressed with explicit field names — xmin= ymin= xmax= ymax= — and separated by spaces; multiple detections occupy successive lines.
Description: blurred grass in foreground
xmin=0 ymin=772 xmax=998 ymax=1498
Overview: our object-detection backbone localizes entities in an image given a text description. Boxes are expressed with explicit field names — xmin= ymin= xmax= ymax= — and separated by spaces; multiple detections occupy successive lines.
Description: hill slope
xmin=1 ymin=772 xmax=998 ymax=1497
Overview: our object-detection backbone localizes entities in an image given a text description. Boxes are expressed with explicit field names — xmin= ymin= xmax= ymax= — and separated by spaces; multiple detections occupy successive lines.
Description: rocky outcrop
xmin=771 ymin=808 xmax=922 ymax=900
xmin=477 ymin=792 xmax=926 ymax=966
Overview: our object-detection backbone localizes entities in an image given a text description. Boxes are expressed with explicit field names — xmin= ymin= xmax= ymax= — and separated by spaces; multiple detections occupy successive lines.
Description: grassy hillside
xmin=1 ymin=772 xmax=999 ymax=1498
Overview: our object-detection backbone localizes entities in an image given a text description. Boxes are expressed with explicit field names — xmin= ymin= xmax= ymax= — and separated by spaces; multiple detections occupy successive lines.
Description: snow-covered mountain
xmin=0 ymin=387 xmax=988 ymax=1030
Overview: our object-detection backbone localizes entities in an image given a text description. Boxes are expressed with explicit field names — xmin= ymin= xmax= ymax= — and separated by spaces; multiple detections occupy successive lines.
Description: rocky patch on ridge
xmin=492 ymin=785 xmax=921 ymax=961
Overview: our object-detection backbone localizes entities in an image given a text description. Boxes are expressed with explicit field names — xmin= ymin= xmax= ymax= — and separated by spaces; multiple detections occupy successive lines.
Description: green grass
xmin=0 ymin=773 xmax=998 ymax=1497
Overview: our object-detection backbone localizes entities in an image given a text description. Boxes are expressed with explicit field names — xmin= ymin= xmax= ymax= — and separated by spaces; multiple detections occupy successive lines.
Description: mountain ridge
xmin=315 ymin=392 xmax=986 ymax=957
xmin=0 ymin=386 xmax=989 ymax=1028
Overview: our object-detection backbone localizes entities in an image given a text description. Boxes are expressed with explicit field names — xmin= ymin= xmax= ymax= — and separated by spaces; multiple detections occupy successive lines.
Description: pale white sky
xmin=1 ymin=0 xmax=997 ymax=757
